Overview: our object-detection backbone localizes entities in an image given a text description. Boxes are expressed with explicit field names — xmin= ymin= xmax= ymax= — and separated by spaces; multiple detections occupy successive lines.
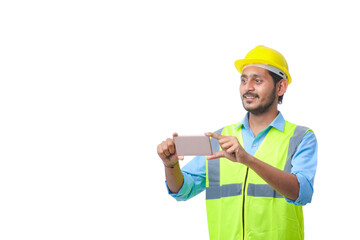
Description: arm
xmin=158 ymin=134 xmax=207 ymax=199
xmin=166 ymin=156 xmax=207 ymax=200
xmin=164 ymin=162 xmax=184 ymax=194
xmin=288 ymin=131 xmax=318 ymax=205
xmin=157 ymin=133 xmax=184 ymax=193
xmin=244 ymin=155 xmax=299 ymax=200
xmin=205 ymin=132 xmax=299 ymax=201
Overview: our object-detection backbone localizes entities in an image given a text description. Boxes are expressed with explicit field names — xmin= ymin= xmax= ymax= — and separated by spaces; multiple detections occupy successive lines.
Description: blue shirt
xmin=167 ymin=112 xmax=318 ymax=206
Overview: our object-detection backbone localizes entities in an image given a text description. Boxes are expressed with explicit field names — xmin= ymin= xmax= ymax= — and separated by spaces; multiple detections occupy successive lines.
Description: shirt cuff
xmin=285 ymin=172 xmax=314 ymax=206
xmin=165 ymin=172 xmax=194 ymax=201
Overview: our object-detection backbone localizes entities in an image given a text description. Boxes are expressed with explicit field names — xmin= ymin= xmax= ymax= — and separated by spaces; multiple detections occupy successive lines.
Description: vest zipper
xmin=242 ymin=167 xmax=249 ymax=240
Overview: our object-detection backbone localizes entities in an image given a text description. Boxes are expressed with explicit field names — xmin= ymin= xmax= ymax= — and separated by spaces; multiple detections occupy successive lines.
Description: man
xmin=157 ymin=45 xmax=317 ymax=240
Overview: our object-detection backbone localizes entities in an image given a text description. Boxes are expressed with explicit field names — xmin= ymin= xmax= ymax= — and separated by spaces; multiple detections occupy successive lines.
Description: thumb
xmin=172 ymin=132 xmax=183 ymax=160
xmin=206 ymin=151 xmax=225 ymax=160
xmin=207 ymin=151 xmax=235 ymax=162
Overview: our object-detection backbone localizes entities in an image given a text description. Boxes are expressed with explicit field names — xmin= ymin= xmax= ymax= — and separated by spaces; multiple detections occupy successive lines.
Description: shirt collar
xmin=235 ymin=111 xmax=285 ymax=132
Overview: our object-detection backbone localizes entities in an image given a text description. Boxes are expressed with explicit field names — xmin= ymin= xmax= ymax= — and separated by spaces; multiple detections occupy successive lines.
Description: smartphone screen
xmin=173 ymin=136 xmax=213 ymax=156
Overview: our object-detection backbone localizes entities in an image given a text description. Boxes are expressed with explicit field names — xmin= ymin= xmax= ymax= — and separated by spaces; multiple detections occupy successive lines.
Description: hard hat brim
xmin=234 ymin=59 xmax=292 ymax=84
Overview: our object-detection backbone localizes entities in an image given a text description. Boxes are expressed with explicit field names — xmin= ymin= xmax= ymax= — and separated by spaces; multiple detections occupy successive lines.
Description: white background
xmin=0 ymin=0 xmax=359 ymax=239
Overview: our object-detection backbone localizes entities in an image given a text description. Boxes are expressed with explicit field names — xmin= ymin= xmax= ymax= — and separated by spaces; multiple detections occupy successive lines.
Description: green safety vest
xmin=206 ymin=121 xmax=311 ymax=240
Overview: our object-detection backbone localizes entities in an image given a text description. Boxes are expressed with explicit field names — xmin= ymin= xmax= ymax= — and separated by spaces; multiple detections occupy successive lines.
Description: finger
xmin=160 ymin=142 xmax=171 ymax=157
xmin=205 ymin=132 xmax=224 ymax=140
xmin=171 ymin=133 xmax=179 ymax=155
xmin=219 ymin=137 xmax=230 ymax=144
xmin=157 ymin=144 xmax=167 ymax=159
xmin=226 ymin=145 xmax=237 ymax=154
xmin=166 ymin=138 xmax=176 ymax=154
xmin=164 ymin=149 xmax=171 ymax=157
xmin=157 ymin=144 xmax=163 ymax=155
xmin=220 ymin=140 xmax=233 ymax=150
xmin=207 ymin=150 xmax=237 ymax=162
xmin=206 ymin=154 xmax=217 ymax=160
xmin=206 ymin=151 xmax=225 ymax=160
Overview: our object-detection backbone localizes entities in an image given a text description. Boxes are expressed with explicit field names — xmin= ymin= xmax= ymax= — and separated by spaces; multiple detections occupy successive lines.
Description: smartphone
xmin=173 ymin=135 xmax=213 ymax=156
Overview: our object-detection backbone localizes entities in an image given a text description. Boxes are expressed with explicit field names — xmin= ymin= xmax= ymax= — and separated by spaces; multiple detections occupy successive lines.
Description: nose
xmin=242 ymin=80 xmax=255 ymax=92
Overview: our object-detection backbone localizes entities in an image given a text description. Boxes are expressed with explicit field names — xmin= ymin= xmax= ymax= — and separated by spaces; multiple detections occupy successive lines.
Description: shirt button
xmin=252 ymin=143 xmax=257 ymax=147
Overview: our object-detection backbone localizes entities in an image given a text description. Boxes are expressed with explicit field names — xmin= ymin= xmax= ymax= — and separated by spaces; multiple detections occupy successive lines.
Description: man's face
xmin=240 ymin=66 xmax=277 ymax=115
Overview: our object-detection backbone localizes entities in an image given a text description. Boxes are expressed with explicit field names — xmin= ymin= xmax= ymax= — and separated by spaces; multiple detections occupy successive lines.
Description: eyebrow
xmin=241 ymin=73 xmax=263 ymax=78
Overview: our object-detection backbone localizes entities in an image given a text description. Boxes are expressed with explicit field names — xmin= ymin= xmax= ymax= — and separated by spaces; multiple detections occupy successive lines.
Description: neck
xmin=248 ymin=107 xmax=279 ymax=137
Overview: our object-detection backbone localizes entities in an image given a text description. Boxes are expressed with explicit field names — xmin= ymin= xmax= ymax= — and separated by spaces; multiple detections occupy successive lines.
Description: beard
xmin=241 ymin=86 xmax=277 ymax=115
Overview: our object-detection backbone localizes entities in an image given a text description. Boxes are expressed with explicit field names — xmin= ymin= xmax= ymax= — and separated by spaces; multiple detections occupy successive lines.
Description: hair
xmin=268 ymin=70 xmax=284 ymax=104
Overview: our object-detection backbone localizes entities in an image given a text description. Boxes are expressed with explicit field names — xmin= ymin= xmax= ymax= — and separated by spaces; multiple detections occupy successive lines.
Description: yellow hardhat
xmin=234 ymin=45 xmax=292 ymax=84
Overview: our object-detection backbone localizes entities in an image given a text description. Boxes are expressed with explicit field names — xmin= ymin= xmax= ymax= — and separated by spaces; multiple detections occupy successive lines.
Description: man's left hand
xmin=205 ymin=132 xmax=250 ymax=165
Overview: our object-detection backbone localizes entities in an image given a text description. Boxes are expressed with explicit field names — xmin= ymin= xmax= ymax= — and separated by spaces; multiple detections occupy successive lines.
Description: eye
xmin=255 ymin=78 xmax=262 ymax=83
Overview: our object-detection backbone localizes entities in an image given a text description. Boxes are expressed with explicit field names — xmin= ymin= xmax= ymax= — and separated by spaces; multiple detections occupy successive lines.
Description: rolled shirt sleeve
xmin=285 ymin=130 xmax=318 ymax=206
xmin=166 ymin=155 xmax=206 ymax=201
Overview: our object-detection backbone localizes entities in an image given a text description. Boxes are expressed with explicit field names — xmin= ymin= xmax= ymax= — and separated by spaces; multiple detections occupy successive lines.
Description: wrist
xmin=164 ymin=160 xmax=179 ymax=168
xmin=239 ymin=153 xmax=253 ymax=166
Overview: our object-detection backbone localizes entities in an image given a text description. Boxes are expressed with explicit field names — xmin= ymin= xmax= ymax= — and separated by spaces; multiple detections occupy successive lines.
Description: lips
xmin=243 ymin=93 xmax=258 ymax=99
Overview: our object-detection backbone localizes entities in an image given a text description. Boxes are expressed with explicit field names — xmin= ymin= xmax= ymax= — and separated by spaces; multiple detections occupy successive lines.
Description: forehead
xmin=242 ymin=66 xmax=269 ymax=76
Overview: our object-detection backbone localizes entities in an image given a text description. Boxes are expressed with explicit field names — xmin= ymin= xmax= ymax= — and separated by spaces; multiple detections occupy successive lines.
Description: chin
xmin=242 ymin=101 xmax=258 ymax=111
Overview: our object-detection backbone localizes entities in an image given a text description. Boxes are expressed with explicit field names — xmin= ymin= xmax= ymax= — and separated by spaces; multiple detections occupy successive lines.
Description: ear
xmin=277 ymin=79 xmax=288 ymax=97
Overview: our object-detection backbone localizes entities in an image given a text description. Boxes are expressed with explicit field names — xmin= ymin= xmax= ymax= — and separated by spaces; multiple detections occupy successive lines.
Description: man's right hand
xmin=157 ymin=133 xmax=184 ymax=168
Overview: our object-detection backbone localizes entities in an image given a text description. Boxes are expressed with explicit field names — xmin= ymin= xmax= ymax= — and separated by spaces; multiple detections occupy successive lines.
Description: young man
xmin=157 ymin=45 xmax=317 ymax=240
